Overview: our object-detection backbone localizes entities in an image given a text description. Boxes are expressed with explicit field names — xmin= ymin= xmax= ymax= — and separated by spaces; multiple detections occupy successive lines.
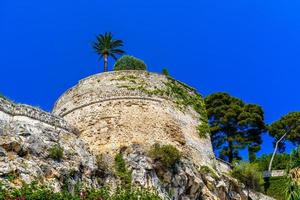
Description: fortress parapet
xmin=0 ymin=97 xmax=74 ymax=132
xmin=53 ymin=71 xmax=196 ymax=117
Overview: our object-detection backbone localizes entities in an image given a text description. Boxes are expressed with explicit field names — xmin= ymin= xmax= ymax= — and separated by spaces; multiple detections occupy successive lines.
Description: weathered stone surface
xmin=0 ymin=71 xmax=275 ymax=200
xmin=0 ymin=103 xmax=98 ymax=191
xmin=122 ymin=145 xmax=272 ymax=200
xmin=0 ymin=98 xmax=74 ymax=132
xmin=53 ymin=71 xmax=215 ymax=166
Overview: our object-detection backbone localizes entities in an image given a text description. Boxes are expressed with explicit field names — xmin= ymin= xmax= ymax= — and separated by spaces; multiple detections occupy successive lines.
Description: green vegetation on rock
xmin=263 ymin=176 xmax=288 ymax=200
xmin=115 ymin=74 xmax=209 ymax=138
xmin=289 ymin=146 xmax=300 ymax=169
xmin=162 ymin=68 xmax=169 ymax=76
xmin=114 ymin=55 xmax=147 ymax=71
xmin=231 ymin=162 xmax=264 ymax=194
xmin=0 ymin=182 xmax=162 ymax=200
xmin=262 ymin=146 xmax=300 ymax=200
xmin=149 ymin=144 xmax=181 ymax=168
xmin=114 ymin=153 xmax=132 ymax=188
xmin=199 ymin=166 xmax=218 ymax=179
xmin=48 ymin=144 xmax=64 ymax=161
xmin=164 ymin=78 xmax=209 ymax=137
xmin=254 ymin=153 xmax=290 ymax=171
xmin=284 ymin=175 xmax=300 ymax=200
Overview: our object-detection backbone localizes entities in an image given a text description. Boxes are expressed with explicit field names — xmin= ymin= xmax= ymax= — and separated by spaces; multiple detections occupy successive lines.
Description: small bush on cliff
xmin=114 ymin=55 xmax=147 ymax=71
xmin=149 ymin=144 xmax=181 ymax=168
xmin=162 ymin=68 xmax=169 ymax=76
xmin=49 ymin=144 xmax=64 ymax=161
xmin=114 ymin=153 xmax=132 ymax=188
xmin=231 ymin=162 xmax=264 ymax=194
xmin=199 ymin=166 xmax=218 ymax=179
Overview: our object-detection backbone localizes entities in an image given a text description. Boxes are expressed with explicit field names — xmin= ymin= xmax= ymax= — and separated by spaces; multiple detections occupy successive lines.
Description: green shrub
xmin=48 ymin=144 xmax=64 ymax=161
xmin=5 ymin=171 xmax=19 ymax=182
xmin=231 ymin=162 xmax=264 ymax=192
xmin=0 ymin=182 xmax=162 ymax=200
xmin=263 ymin=176 xmax=287 ymax=200
xmin=114 ymin=153 xmax=132 ymax=188
xmin=285 ymin=175 xmax=300 ymax=200
xmin=262 ymin=146 xmax=300 ymax=200
xmin=199 ymin=166 xmax=218 ymax=179
xmin=114 ymin=55 xmax=147 ymax=71
xmin=162 ymin=68 xmax=169 ymax=76
xmin=149 ymin=144 xmax=181 ymax=168
xmin=264 ymin=175 xmax=300 ymax=200
xmin=280 ymin=146 xmax=300 ymax=200
xmin=254 ymin=153 xmax=290 ymax=171
xmin=289 ymin=146 xmax=300 ymax=169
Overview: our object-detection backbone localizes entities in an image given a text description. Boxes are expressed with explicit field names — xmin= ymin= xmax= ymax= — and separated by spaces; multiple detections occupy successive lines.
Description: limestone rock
xmin=53 ymin=71 xmax=215 ymax=166
xmin=0 ymin=99 xmax=98 ymax=191
xmin=121 ymin=145 xmax=273 ymax=200
xmin=0 ymin=71 xmax=275 ymax=200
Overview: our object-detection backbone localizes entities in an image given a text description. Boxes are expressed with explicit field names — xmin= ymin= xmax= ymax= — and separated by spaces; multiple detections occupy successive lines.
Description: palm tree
xmin=93 ymin=32 xmax=125 ymax=72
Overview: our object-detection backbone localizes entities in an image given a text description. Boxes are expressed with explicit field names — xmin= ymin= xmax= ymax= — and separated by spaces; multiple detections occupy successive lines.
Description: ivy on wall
xmin=114 ymin=74 xmax=210 ymax=138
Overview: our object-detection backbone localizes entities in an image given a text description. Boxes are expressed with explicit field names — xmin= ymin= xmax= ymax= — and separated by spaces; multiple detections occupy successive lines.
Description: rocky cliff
xmin=0 ymin=71 xmax=274 ymax=200
xmin=0 ymin=98 xmax=98 ymax=191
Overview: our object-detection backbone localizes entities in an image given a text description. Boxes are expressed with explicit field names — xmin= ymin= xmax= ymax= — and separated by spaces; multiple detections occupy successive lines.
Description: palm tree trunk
xmin=104 ymin=54 xmax=108 ymax=72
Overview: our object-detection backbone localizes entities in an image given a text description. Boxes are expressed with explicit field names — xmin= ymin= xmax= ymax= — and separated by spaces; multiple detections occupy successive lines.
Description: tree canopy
xmin=114 ymin=55 xmax=147 ymax=71
xmin=269 ymin=112 xmax=300 ymax=152
xmin=254 ymin=153 xmax=290 ymax=171
xmin=205 ymin=92 xmax=265 ymax=163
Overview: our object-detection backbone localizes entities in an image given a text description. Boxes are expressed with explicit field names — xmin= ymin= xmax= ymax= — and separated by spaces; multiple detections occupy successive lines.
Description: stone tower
xmin=53 ymin=71 xmax=215 ymax=165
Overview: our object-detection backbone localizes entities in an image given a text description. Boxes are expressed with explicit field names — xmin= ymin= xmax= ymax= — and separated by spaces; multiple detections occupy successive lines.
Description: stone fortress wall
xmin=53 ymin=70 xmax=215 ymax=166
xmin=0 ymin=97 xmax=74 ymax=132
xmin=54 ymin=71 xmax=176 ymax=117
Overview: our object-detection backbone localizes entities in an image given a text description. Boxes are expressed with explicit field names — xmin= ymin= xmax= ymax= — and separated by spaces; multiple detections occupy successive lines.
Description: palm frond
xmin=111 ymin=40 xmax=124 ymax=48
xmin=110 ymin=53 xmax=118 ymax=60
xmin=111 ymin=49 xmax=125 ymax=55
xmin=92 ymin=32 xmax=125 ymax=69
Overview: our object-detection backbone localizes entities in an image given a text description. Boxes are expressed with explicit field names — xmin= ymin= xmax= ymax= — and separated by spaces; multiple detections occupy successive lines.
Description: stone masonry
xmin=53 ymin=70 xmax=215 ymax=166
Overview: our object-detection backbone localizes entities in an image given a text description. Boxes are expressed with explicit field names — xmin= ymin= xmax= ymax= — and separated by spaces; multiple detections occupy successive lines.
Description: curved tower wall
xmin=53 ymin=71 xmax=214 ymax=165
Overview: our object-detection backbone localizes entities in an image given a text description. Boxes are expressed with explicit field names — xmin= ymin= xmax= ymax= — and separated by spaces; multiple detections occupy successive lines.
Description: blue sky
xmin=1 ymin=0 xmax=300 ymax=158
